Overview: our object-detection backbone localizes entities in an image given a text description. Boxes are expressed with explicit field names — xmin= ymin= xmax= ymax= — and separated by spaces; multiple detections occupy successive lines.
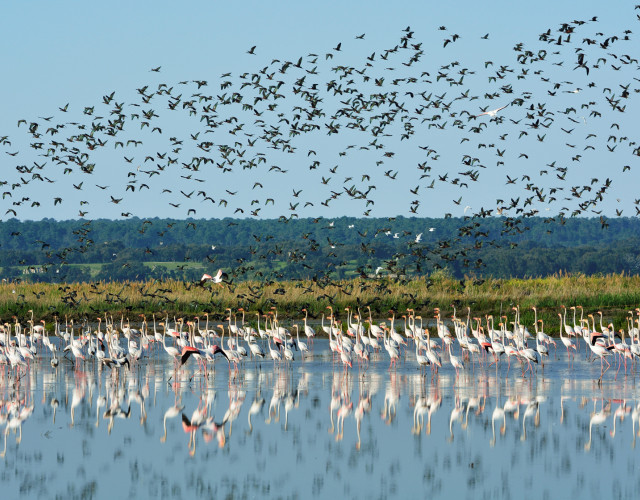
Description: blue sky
xmin=0 ymin=1 xmax=637 ymax=222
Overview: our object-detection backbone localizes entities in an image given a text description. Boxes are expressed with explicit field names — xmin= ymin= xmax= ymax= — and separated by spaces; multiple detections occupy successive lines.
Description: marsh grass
xmin=1 ymin=272 xmax=639 ymax=334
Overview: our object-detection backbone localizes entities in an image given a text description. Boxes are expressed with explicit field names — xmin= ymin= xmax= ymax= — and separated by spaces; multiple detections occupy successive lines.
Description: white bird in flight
xmin=415 ymin=233 xmax=423 ymax=243
xmin=476 ymin=104 xmax=508 ymax=118
xmin=201 ymin=269 xmax=227 ymax=286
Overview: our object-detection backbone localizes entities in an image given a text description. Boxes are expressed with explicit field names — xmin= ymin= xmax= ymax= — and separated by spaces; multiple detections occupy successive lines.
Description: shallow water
xmin=1 ymin=340 xmax=639 ymax=500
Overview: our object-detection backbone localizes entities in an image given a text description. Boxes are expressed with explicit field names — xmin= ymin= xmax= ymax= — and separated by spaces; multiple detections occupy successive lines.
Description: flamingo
xmin=612 ymin=325 xmax=632 ymax=379
xmin=561 ymin=305 xmax=576 ymax=340
xmin=366 ymin=320 xmax=380 ymax=352
xmin=67 ymin=324 xmax=84 ymax=368
xmin=628 ymin=312 xmax=640 ymax=360
xmin=424 ymin=323 xmax=442 ymax=374
xmin=597 ymin=311 xmax=611 ymax=339
xmin=247 ymin=334 xmax=266 ymax=360
xmin=283 ymin=330 xmax=295 ymax=364
xmin=487 ymin=316 xmax=505 ymax=365
xmin=301 ymin=308 xmax=316 ymax=345
xmin=448 ymin=342 xmax=464 ymax=377
xmin=388 ymin=311 xmax=407 ymax=347
xmin=234 ymin=313 xmax=248 ymax=359
xmin=293 ymin=324 xmax=308 ymax=361
xmin=583 ymin=319 xmax=613 ymax=383
xmin=353 ymin=315 xmax=368 ymax=367
xmin=415 ymin=338 xmax=430 ymax=376
xmin=536 ymin=320 xmax=550 ymax=366
xmin=201 ymin=268 xmax=226 ymax=286
xmin=161 ymin=321 xmax=181 ymax=368
xmin=558 ymin=313 xmax=576 ymax=361
xmin=218 ymin=324 xmax=240 ymax=371
xmin=50 ymin=345 xmax=59 ymax=368
xmin=519 ymin=342 xmax=539 ymax=375
xmin=321 ymin=313 xmax=331 ymax=336
xmin=366 ymin=306 xmax=383 ymax=339
xmin=383 ymin=324 xmax=399 ymax=370
xmin=339 ymin=345 xmax=352 ymax=371
xmin=179 ymin=323 xmax=207 ymax=370
xmin=267 ymin=331 xmax=281 ymax=366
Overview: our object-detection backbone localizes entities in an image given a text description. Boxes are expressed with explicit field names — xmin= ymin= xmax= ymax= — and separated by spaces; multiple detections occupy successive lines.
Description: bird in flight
xmin=476 ymin=104 xmax=508 ymax=118
xmin=201 ymin=269 xmax=228 ymax=286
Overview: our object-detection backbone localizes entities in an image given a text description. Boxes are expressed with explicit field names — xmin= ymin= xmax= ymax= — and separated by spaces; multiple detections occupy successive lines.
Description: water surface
xmin=1 ymin=340 xmax=639 ymax=500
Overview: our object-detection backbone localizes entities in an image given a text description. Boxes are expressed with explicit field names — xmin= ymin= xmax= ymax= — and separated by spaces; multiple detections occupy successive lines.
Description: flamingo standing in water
xmin=366 ymin=306 xmax=384 ymax=340
xmin=424 ymin=321 xmax=442 ymax=375
xmin=383 ymin=322 xmax=399 ymax=371
xmin=161 ymin=322 xmax=180 ymax=368
xmin=267 ymin=330 xmax=281 ymax=367
xmin=583 ymin=319 xmax=613 ymax=383
xmin=301 ymin=309 xmax=316 ymax=346
xmin=558 ymin=313 xmax=576 ymax=362
xmin=292 ymin=324 xmax=307 ymax=359
xmin=561 ymin=305 xmax=576 ymax=346
xmin=448 ymin=342 xmax=464 ymax=377
xmin=415 ymin=337 xmax=430 ymax=377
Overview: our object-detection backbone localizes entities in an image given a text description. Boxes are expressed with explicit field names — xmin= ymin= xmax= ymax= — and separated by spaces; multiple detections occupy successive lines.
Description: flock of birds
xmin=0 ymin=344 xmax=637 ymax=461
xmin=1 ymin=8 xmax=640 ymax=283
xmin=3 ymin=302 xmax=640 ymax=385
xmin=3 ymin=10 xmax=640 ymax=497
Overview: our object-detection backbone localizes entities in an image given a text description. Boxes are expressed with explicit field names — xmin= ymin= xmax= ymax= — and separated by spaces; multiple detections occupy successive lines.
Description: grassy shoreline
xmin=1 ymin=273 xmax=639 ymax=335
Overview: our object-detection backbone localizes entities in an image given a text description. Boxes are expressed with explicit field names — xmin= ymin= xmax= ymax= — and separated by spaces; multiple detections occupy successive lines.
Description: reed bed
xmin=1 ymin=273 xmax=639 ymax=334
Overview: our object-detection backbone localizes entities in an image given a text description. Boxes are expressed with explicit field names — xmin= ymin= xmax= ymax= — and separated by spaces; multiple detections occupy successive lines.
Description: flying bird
xmin=201 ymin=269 xmax=228 ymax=286
xmin=476 ymin=104 xmax=509 ymax=118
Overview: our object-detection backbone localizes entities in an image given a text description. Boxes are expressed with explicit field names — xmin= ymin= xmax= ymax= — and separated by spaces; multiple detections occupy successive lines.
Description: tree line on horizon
xmin=1 ymin=216 xmax=638 ymax=283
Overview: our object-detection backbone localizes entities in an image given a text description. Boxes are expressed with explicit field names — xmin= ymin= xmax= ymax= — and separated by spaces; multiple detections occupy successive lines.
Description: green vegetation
xmin=2 ymin=273 xmax=639 ymax=335
xmin=2 ymin=216 xmax=639 ymax=335
xmin=1 ymin=216 xmax=640 ymax=283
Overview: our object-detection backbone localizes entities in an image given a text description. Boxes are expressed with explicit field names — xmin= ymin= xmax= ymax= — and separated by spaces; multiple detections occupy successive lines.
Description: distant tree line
xmin=1 ymin=216 xmax=639 ymax=282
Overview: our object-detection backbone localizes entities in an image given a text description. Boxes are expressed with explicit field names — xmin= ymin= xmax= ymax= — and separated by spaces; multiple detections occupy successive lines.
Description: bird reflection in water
xmin=584 ymin=399 xmax=609 ymax=451
xmin=1 ymin=343 xmax=640 ymax=470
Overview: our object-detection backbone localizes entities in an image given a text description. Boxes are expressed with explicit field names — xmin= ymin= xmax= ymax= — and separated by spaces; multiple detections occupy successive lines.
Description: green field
xmin=17 ymin=261 xmax=208 ymax=279
xmin=2 ymin=273 xmax=640 ymax=336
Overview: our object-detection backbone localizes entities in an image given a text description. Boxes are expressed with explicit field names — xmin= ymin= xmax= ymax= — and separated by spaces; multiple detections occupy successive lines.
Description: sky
xmin=0 ymin=1 xmax=638 ymax=223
